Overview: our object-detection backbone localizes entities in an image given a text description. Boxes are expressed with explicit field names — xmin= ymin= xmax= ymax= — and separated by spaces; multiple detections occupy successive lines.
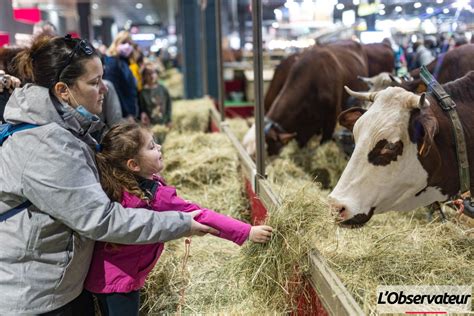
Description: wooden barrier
xmin=209 ymin=106 xmax=364 ymax=316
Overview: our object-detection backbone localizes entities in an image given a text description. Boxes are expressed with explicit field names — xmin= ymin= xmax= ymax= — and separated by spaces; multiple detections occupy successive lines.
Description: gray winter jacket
xmin=0 ymin=84 xmax=192 ymax=314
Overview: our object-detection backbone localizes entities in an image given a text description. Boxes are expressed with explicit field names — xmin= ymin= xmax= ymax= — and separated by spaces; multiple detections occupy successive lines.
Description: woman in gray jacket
xmin=0 ymin=35 xmax=216 ymax=315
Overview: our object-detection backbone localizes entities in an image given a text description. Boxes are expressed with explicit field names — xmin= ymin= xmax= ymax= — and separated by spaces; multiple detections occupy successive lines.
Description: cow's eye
xmin=381 ymin=142 xmax=400 ymax=154
xmin=368 ymin=139 xmax=403 ymax=166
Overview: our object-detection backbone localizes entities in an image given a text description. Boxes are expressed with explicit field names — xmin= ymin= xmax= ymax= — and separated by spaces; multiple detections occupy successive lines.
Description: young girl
xmin=84 ymin=123 xmax=273 ymax=315
xmin=139 ymin=64 xmax=172 ymax=127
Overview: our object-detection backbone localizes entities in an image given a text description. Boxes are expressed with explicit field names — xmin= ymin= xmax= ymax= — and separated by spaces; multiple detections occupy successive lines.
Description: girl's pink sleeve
xmin=152 ymin=186 xmax=251 ymax=245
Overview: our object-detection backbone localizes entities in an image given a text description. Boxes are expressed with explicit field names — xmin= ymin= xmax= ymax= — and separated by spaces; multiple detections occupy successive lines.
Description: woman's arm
xmin=20 ymin=126 xmax=193 ymax=244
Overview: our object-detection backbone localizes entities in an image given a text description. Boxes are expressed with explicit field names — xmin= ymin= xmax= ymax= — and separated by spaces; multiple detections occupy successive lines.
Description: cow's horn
xmin=357 ymin=75 xmax=371 ymax=83
xmin=344 ymin=86 xmax=377 ymax=102
xmin=389 ymin=74 xmax=402 ymax=84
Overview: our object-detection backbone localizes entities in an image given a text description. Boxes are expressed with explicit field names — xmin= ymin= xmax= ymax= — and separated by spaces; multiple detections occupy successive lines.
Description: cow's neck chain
xmin=420 ymin=65 xmax=471 ymax=196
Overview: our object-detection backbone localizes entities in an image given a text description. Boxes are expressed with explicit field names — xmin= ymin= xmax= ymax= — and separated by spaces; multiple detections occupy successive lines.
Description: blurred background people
xmin=104 ymin=31 xmax=139 ymax=121
xmin=139 ymin=63 xmax=172 ymax=128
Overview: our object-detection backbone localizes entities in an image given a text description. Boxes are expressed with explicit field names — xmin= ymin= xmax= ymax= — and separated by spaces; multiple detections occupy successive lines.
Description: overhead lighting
xmin=426 ymin=7 xmax=434 ymax=14
xmin=352 ymin=0 xmax=360 ymax=5
xmin=395 ymin=6 xmax=402 ymax=12
xmin=379 ymin=4 xmax=385 ymax=10
xmin=414 ymin=2 xmax=422 ymax=9
xmin=336 ymin=3 xmax=344 ymax=10
xmin=135 ymin=3 xmax=143 ymax=9
xmin=436 ymin=0 xmax=443 ymax=3
xmin=453 ymin=0 xmax=469 ymax=8
xmin=92 ymin=3 xmax=98 ymax=9
xmin=443 ymin=8 xmax=450 ymax=13
xmin=379 ymin=9 xmax=385 ymax=15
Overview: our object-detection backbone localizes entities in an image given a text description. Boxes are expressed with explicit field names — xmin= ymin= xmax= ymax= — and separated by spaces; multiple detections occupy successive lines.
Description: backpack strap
xmin=0 ymin=122 xmax=38 ymax=220
xmin=0 ymin=123 xmax=38 ymax=145
xmin=0 ymin=200 xmax=32 ymax=222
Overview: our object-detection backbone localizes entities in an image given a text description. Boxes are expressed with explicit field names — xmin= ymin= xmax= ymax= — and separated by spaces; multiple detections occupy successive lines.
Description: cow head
xmin=328 ymin=86 xmax=447 ymax=227
xmin=242 ymin=122 xmax=296 ymax=157
xmin=265 ymin=122 xmax=297 ymax=156
xmin=358 ymin=73 xmax=398 ymax=92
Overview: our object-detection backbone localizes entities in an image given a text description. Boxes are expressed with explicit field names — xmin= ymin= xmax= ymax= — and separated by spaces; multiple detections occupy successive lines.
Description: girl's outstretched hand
xmin=249 ymin=225 xmax=273 ymax=243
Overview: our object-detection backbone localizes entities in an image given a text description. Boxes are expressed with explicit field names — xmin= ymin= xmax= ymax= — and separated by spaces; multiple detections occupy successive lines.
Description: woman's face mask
xmin=118 ymin=43 xmax=133 ymax=58
xmin=64 ymin=84 xmax=100 ymax=122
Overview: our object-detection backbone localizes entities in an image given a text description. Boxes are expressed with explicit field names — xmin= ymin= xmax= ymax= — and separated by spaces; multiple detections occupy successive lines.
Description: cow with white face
xmin=329 ymin=71 xmax=474 ymax=227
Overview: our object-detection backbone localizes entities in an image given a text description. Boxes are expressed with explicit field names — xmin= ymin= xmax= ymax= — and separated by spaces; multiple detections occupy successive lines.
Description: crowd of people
xmin=0 ymin=25 xmax=172 ymax=129
xmin=388 ymin=32 xmax=471 ymax=75
xmin=0 ymin=22 xmax=273 ymax=316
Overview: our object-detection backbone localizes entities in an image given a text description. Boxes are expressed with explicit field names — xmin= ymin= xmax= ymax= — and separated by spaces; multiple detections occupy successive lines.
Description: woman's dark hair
xmin=11 ymin=35 xmax=99 ymax=88
xmin=0 ymin=47 xmax=24 ymax=73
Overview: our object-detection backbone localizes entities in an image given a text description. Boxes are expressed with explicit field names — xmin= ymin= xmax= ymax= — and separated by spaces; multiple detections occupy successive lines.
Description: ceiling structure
xmin=13 ymin=0 xmax=176 ymax=28
xmin=11 ymin=0 xmax=474 ymax=31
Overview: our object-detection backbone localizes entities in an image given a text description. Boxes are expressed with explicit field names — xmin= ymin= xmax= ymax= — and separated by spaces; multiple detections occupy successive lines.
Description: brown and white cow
xmin=328 ymin=71 xmax=474 ymax=227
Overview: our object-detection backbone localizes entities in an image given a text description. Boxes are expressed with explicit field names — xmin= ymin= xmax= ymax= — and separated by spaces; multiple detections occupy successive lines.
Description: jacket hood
xmin=4 ymin=84 xmax=64 ymax=126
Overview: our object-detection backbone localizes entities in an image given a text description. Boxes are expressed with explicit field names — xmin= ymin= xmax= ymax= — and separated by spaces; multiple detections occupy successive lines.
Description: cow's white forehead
xmin=353 ymin=87 xmax=418 ymax=142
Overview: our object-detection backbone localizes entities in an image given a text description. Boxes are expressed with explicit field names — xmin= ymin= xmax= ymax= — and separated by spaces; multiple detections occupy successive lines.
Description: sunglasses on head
xmin=56 ymin=34 xmax=95 ymax=83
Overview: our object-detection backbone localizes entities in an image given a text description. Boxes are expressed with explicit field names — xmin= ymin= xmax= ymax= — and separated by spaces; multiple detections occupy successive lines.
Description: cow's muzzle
xmin=338 ymin=207 xmax=376 ymax=228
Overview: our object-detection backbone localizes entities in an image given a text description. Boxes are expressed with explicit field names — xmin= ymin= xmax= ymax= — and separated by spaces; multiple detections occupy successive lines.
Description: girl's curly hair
xmin=96 ymin=123 xmax=149 ymax=202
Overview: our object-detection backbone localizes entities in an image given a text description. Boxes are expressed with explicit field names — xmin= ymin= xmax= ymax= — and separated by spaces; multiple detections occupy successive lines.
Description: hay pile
xmin=161 ymin=131 xmax=248 ymax=218
xmin=150 ymin=97 xmax=213 ymax=143
xmin=226 ymin=117 xmax=252 ymax=141
xmin=228 ymin=119 xmax=348 ymax=189
xmin=162 ymin=68 xmax=183 ymax=100
xmin=231 ymin=182 xmax=331 ymax=313
xmin=317 ymin=210 xmax=473 ymax=314
xmin=172 ymin=98 xmax=213 ymax=133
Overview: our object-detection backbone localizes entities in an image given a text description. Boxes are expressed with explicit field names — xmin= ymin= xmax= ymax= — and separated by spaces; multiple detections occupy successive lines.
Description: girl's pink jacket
xmin=84 ymin=177 xmax=251 ymax=294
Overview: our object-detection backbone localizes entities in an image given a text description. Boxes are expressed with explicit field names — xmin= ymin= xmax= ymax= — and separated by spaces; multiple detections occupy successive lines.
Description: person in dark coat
xmin=104 ymin=31 xmax=138 ymax=121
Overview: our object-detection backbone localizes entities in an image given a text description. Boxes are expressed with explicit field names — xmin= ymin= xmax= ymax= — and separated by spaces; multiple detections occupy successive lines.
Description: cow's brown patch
xmin=368 ymin=139 xmax=404 ymax=166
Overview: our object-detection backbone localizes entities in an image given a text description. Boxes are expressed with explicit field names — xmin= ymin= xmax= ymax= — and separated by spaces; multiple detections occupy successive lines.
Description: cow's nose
xmin=328 ymin=198 xmax=350 ymax=221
